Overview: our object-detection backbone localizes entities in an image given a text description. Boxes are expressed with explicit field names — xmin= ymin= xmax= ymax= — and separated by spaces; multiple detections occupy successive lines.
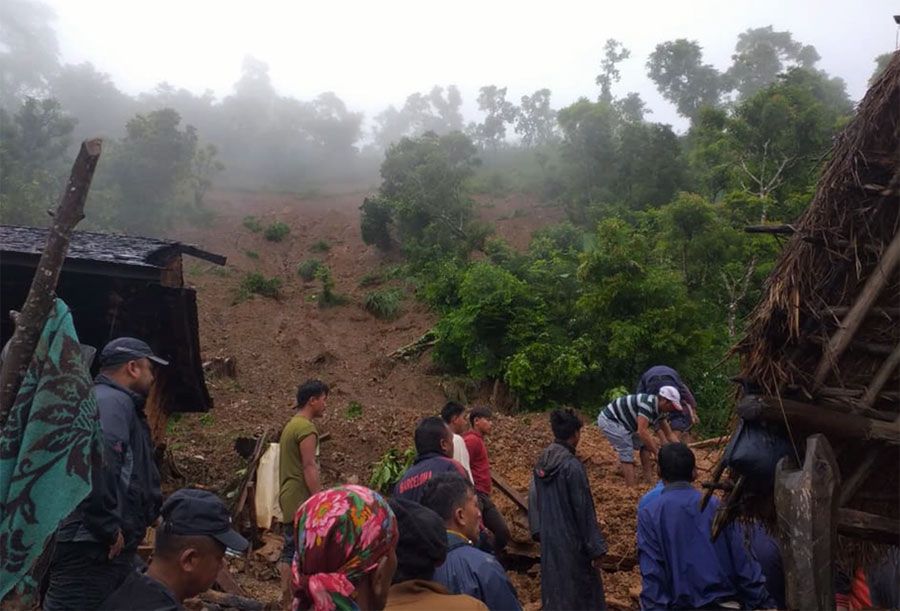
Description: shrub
xmin=297 ymin=258 xmax=324 ymax=281
xmin=358 ymin=271 xmax=384 ymax=287
xmin=345 ymin=401 xmax=363 ymax=420
xmin=264 ymin=221 xmax=290 ymax=242
xmin=360 ymin=197 xmax=394 ymax=250
xmin=245 ymin=250 xmax=259 ymax=260
xmin=316 ymin=265 xmax=347 ymax=307
xmin=235 ymin=272 xmax=282 ymax=303
xmin=310 ymin=239 xmax=331 ymax=252
xmin=243 ymin=215 xmax=263 ymax=232
xmin=364 ymin=288 xmax=403 ymax=320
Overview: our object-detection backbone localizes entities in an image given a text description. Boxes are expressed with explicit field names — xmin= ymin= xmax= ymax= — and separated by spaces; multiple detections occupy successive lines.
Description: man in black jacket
xmin=529 ymin=408 xmax=608 ymax=610
xmin=44 ymin=337 xmax=167 ymax=610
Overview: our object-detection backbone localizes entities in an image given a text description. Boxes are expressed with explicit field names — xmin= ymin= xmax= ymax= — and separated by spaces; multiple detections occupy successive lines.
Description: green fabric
xmin=278 ymin=414 xmax=318 ymax=521
xmin=0 ymin=299 xmax=102 ymax=599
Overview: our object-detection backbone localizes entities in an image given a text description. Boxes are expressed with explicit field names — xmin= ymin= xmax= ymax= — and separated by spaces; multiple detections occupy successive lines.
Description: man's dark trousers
xmin=42 ymin=542 xmax=134 ymax=611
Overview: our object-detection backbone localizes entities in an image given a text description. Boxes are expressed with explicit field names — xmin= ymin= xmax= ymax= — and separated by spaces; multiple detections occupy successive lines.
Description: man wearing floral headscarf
xmin=292 ymin=485 xmax=398 ymax=611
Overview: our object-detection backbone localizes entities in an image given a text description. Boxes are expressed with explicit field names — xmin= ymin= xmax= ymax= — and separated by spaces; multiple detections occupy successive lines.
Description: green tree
xmin=361 ymin=131 xmax=482 ymax=259
xmin=646 ymin=39 xmax=723 ymax=120
xmin=104 ymin=108 xmax=199 ymax=233
xmin=725 ymin=26 xmax=820 ymax=100
xmin=515 ymin=88 xmax=557 ymax=147
xmin=596 ymin=39 xmax=631 ymax=104
xmin=0 ymin=97 xmax=75 ymax=224
xmin=868 ymin=52 xmax=893 ymax=87
xmin=474 ymin=86 xmax=518 ymax=151
xmin=0 ymin=0 xmax=59 ymax=104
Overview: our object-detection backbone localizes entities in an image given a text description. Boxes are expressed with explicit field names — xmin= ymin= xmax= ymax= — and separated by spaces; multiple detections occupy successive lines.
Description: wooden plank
xmin=688 ymin=435 xmax=730 ymax=449
xmin=862 ymin=342 xmax=900 ymax=408
xmin=837 ymin=508 xmax=900 ymax=545
xmin=491 ymin=472 xmax=528 ymax=513
xmin=0 ymin=139 xmax=103 ymax=425
xmin=838 ymin=446 xmax=882 ymax=506
xmin=232 ymin=431 xmax=270 ymax=518
xmin=741 ymin=395 xmax=900 ymax=445
xmin=774 ymin=434 xmax=839 ymax=610
xmin=200 ymin=589 xmax=263 ymax=610
xmin=813 ymin=226 xmax=900 ymax=389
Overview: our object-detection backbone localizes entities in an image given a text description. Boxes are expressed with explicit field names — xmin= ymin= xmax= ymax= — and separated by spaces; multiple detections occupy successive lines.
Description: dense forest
xmin=0 ymin=0 xmax=893 ymax=433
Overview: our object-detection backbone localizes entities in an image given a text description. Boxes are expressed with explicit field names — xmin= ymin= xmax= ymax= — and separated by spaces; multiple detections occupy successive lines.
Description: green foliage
xmin=310 ymin=239 xmax=331 ymax=252
xmin=0 ymin=97 xmax=76 ymax=225
xmin=243 ymin=215 xmax=263 ymax=232
xmin=297 ymin=258 xmax=324 ymax=281
xmin=369 ymin=447 xmax=416 ymax=495
xmin=198 ymin=413 xmax=215 ymax=427
xmin=361 ymin=131 xmax=483 ymax=262
xmin=245 ymin=250 xmax=259 ymax=260
xmin=315 ymin=265 xmax=347 ymax=307
xmin=235 ymin=272 xmax=282 ymax=303
xmin=345 ymin=401 xmax=363 ymax=420
xmin=360 ymin=197 xmax=394 ymax=250
xmin=264 ymin=221 xmax=291 ymax=242
xmin=364 ymin=288 xmax=403 ymax=320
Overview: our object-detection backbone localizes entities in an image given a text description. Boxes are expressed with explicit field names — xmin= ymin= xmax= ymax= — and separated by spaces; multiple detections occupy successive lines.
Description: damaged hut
xmin=0 ymin=224 xmax=226 ymax=442
xmin=708 ymin=52 xmax=900 ymax=608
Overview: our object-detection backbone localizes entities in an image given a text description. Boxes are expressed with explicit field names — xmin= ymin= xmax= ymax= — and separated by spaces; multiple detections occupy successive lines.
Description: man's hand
xmin=108 ymin=530 xmax=124 ymax=559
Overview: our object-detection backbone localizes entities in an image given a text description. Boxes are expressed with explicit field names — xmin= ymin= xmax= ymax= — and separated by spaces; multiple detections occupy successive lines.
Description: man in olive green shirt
xmin=278 ymin=379 xmax=328 ymax=611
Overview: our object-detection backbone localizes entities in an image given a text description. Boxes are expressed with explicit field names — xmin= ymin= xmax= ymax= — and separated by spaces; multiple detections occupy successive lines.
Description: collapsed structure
xmin=0 ymin=224 xmax=225 ymax=441
xmin=708 ymin=52 xmax=900 ymax=607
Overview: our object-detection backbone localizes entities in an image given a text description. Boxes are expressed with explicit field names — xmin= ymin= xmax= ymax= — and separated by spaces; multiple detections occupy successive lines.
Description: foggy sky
xmin=45 ymin=0 xmax=899 ymax=132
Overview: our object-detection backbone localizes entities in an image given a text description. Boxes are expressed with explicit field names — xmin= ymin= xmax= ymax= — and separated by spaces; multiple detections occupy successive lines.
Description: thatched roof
xmin=720 ymin=52 xmax=900 ymax=552
xmin=736 ymin=51 xmax=900 ymax=413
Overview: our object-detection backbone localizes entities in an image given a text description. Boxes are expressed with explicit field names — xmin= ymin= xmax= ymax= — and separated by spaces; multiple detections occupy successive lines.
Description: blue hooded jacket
xmin=434 ymin=532 xmax=521 ymax=611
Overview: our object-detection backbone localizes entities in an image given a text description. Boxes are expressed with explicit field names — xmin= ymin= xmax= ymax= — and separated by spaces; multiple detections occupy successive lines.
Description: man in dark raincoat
xmin=529 ymin=408 xmax=607 ymax=610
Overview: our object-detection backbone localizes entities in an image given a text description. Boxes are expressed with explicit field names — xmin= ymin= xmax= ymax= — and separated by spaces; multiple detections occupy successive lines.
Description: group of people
xmin=37 ymin=342 xmax=898 ymax=611
xmin=41 ymin=337 xmax=249 ymax=611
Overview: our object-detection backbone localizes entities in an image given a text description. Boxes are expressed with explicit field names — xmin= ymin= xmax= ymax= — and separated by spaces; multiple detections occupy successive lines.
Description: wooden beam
xmin=688 ymin=435 xmax=730 ymax=449
xmin=0 ymin=139 xmax=102 ymax=425
xmin=862 ymin=342 xmax=900 ymax=408
xmin=826 ymin=306 xmax=900 ymax=318
xmin=837 ymin=446 xmax=881 ymax=506
xmin=491 ymin=472 xmax=528 ymax=513
xmin=775 ymin=434 xmax=839 ymax=610
xmin=740 ymin=395 xmax=900 ymax=445
xmin=837 ymin=508 xmax=900 ymax=545
xmin=813 ymin=226 xmax=900 ymax=389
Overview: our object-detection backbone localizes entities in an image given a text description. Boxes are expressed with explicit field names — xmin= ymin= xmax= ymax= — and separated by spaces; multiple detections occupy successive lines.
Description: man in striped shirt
xmin=596 ymin=386 xmax=682 ymax=486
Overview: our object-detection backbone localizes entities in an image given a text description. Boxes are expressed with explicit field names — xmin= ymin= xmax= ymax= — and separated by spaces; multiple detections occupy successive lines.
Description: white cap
xmin=658 ymin=386 xmax=683 ymax=411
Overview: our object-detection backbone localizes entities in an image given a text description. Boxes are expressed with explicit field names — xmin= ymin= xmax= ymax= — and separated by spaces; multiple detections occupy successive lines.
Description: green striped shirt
xmin=601 ymin=393 xmax=661 ymax=432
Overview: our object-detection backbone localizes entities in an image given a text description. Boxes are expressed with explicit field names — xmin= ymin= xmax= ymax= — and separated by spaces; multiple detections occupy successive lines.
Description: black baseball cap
xmin=99 ymin=337 xmax=169 ymax=367
xmin=160 ymin=489 xmax=249 ymax=552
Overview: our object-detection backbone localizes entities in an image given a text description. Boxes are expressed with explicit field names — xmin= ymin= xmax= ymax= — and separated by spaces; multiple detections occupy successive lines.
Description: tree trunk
xmin=0 ymin=139 xmax=102 ymax=426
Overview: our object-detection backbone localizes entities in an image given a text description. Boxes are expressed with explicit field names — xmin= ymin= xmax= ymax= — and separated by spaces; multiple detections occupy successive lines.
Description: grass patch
xmin=316 ymin=266 xmax=348 ymax=307
xmin=245 ymin=250 xmax=259 ymax=260
xmin=199 ymin=413 xmax=215 ymax=427
xmin=234 ymin=272 xmax=282 ymax=303
xmin=310 ymin=239 xmax=331 ymax=253
xmin=243 ymin=215 xmax=263 ymax=233
xmin=264 ymin=221 xmax=291 ymax=242
xmin=364 ymin=287 xmax=403 ymax=320
xmin=345 ymin=401 xmax=363 ymax=420
xmin=297 ymin=258 xmax=324 ymax=281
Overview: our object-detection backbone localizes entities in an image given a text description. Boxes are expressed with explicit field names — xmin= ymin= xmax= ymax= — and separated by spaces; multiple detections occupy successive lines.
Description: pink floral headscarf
xmin=292 ymin=485 xmax=397 ymax=611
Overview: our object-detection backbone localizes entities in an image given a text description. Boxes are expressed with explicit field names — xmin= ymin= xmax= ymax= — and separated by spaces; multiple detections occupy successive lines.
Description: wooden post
xmin=774 ymin=434 xmax=840 ymax=610
xmin=0 ymin=139 xmax=102 ymax=426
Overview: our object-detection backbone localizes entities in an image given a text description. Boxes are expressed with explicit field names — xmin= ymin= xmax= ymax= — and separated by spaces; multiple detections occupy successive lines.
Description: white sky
xmin=46 ymin=0 xmax=899 ymax=132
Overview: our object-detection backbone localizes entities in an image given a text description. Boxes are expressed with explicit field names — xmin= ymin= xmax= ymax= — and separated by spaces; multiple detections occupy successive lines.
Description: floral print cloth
xmin=292 ymin=485 xmax=397 ymax=611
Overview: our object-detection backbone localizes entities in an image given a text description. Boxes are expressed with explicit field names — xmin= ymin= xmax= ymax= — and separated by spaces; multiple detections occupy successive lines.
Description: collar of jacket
xmin=414 ymin=451 xmax=449 ymax=464
xmin=95 ymin=373 xmax=147 ymax=410
xmin=552 ymin=440 xmax=577 ymax=455
xmin=662 ymin=480 xmax=694 ymax=493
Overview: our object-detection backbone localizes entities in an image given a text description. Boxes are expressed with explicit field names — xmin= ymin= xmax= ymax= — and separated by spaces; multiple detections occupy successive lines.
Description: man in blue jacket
xmin=393 ymin=417 xmax=468 ymax=503
xmin=420 ymin=473 xmax=521 ymax=611
xmin=44 ymin=338 xmax=167 ymax=610
xmin=637 ymin=443 xmax=775 ymax=610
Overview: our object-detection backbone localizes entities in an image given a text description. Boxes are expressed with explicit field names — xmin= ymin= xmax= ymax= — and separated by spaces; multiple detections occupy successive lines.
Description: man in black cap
xmin=100 ymin=489 xmax=249 ymax=610
xmin=45 ymin=337 xmax=168 ymax=610
xmin=385 ymin=498 xmax=486 ymax=611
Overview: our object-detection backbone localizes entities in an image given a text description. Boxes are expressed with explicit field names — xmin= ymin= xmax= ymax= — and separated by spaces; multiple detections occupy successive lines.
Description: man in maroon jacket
xmin=463 ymin=406 xmax=509 ymax=553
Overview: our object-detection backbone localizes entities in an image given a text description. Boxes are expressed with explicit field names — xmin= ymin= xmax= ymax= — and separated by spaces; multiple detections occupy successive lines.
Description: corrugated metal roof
xmin=0 ymin=224 xmax=225 ymax=268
